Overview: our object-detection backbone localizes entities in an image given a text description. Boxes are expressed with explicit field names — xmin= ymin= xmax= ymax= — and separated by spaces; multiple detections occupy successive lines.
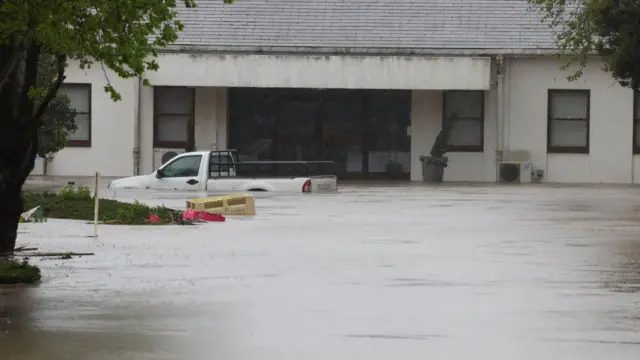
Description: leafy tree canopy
xmin=0 ymin=0 xmax=235 ymax=254
xmin=530 ymin=0 xmax=640 ymax=89
xmin=38 ymin=94 xmax=76 ymax=158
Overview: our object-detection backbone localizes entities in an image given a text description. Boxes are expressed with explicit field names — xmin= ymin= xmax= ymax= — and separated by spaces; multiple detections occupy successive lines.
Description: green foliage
xmin=419 ymin=118 xmax=454 ymax=167
xmin=1 ymin=0 xmax=189 ymax=100
xmin=13 ymin=50 xmax=77 ymax=157
xmin=57 ymin=184 xmax=92 ymax=200
xmin=0 ymin=259 xmax=41 ymax=285
xmin=529 ymin=0 xmax=640 ymax=89
xmin=35 ymin=54 xmax=77 ymax=156
xmin=24 ymin=185 xmax=183 ymax=225
xmin=37 ymin=95 xmax=77 ymax=157
xmin=0 ymin=0 xmax=239 ymax=105
xmin=430 ymin=119 xmax=453 ymax=159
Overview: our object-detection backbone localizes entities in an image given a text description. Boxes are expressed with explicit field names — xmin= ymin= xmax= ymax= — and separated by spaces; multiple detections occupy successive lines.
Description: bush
xmin=23 ymin=185 xmax=184 ymax=225
xmin=57 ymin=184 xmax=92 ymax=200
xmin=0 ymin=259 xmax=41 ymax=285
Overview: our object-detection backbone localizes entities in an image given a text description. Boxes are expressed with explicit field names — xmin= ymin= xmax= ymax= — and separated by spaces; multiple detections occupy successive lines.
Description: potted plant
xmin=419 ymin=118 xmax=454 ymax=183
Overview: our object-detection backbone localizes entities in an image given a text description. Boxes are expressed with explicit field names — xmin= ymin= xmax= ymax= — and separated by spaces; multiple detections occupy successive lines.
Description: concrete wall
xmin=46 ymin=60 xmax=137 ymax=177
xmin=147 ymin=53 xmax=491 ymax=90
xmin=506 ymin=57 xmax=635 ymax=184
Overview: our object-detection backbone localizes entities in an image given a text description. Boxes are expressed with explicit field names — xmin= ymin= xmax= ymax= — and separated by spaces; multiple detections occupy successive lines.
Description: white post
xmin=93 ymin=172 xmax=100 ymax=237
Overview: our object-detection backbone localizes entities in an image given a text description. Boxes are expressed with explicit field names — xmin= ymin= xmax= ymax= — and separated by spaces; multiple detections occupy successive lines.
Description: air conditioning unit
xmin=498 ymin=162 xmax=532 ymax=183
xmin=153 ymin=149 xmax=185 ymax=169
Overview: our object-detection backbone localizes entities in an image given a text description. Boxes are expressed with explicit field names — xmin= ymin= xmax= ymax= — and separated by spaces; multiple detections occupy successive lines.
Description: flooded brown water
xmin=2 ymin=185 xmax=640 ymax=359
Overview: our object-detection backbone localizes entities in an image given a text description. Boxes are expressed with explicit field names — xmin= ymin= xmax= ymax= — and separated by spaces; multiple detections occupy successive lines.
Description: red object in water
xmin=183 ymin=209 xmax=226 ymax=222
xmin=148 ymin=214 xmax=161 ymax=223
xmin=302 ymin=179 xmax=312 ymax=193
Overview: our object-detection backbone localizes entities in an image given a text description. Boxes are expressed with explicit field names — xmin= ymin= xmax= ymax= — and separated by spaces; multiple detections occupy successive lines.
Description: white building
xmin=41 ymin=0 xmax=640 ymax=184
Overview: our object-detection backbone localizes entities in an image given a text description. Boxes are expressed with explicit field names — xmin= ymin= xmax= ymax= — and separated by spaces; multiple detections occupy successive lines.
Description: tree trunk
xmin=0 ymin=180 xmax=23 ymax=254
xmin=0 ymin=133 xmax=37 ymax=254
xmin=0 ymin=41 xmax=62 ymax=255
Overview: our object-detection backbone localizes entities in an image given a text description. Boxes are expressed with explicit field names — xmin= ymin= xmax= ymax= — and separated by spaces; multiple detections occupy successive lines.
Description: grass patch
xmin=23 ymin=185 xmax=184 ymax=225
xmin=0 ymin=259 xmax=41 ymax=285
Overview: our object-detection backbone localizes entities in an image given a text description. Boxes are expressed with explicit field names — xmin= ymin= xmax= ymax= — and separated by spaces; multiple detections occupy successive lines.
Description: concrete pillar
xmin=410 ymin=90 xmax=443 ymax=181
xmin=138 ymin=85 xmax=155 ymax=174
xmin=194 ymin=87 xmax=219 ymax=150
xmin=216 ymin=88 xmax=228 ymax=150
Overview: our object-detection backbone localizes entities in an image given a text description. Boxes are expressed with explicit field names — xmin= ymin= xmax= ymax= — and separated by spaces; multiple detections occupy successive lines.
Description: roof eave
xmin=159 ymin=44 xmax=560 ymax=57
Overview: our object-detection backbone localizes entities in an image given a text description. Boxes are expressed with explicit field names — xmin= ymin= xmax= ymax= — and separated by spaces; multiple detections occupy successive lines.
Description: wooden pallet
xmin=186 ymin=194 xmax=256 ymax=216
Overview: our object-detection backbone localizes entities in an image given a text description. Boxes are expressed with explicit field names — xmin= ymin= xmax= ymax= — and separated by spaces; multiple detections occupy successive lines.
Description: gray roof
xmin=171 ymin=0 xmax=557 ymax=54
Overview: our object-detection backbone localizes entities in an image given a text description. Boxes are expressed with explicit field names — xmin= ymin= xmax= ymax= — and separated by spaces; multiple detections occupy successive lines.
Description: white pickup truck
xmin=108 ymin=150 xmax=338 ymax=193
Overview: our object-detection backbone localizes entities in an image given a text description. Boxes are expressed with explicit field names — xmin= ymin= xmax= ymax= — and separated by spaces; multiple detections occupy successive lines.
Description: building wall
xmin=506 ymin=57 xmax=635 ymax=184
xmin=409 ymin=85 xmax=498 ymax=181
xmin=141 ymin=86 xmax=228 ymax=173
xmin=46 ymin=60 xmax=137 ymax=177
xmin=44 ymin=55 xmax=640 ymax=184
xmin=411 ymin=56 xmax=638 ymax=184
xmin=194 ymin=87 xmax=228 ymax=152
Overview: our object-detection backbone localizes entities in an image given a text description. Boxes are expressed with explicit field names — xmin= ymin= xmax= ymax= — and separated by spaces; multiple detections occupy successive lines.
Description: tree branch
xmin=29 ymin=54 xmax=66 ymax=127
xmin=0 ymin=28 xmax=35 ymax=91
xmin=100 ymin=60 xmax=114 ymax=92
xmin=18 ymin=42 xmax=40 ymax=123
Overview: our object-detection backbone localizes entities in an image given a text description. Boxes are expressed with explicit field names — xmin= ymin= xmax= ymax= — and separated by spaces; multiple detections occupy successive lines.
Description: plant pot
xmin=420 ymin=156 xmax=447 ymax=183
xmin=385 ymin=161 xmax=403 ymax=174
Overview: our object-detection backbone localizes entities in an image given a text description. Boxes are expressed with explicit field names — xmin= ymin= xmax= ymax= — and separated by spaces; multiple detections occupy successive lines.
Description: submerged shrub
xmin=0 ymin=259 xmax=42 ymax=285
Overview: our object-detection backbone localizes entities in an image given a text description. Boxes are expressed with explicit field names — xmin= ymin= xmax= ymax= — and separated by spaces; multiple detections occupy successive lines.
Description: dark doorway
xmin=228 ymin=88 xmax=411 ymax=180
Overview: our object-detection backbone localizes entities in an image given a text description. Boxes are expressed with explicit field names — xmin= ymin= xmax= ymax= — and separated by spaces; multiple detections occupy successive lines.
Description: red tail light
xmin=302 ymin=179 xmax=312 ymax=193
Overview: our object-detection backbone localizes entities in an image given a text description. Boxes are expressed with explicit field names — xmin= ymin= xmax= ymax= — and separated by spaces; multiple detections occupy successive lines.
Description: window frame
xmin=59 ymin=83 xmax=92 ymax=147
xmin=441 ymin=90 xmax=485 ymax=152
xmin=547 ymin=89 xmax=590 ymax=154
xmin=633 ymin=90 xmax=640 ymax=154
xmin=209 ymin=152 xmax=235 ymax=178
xmin=153 ymin=86 xmax=196 ymax=149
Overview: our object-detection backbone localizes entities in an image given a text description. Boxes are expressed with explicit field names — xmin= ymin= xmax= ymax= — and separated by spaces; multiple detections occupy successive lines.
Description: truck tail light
xmin=302 ymin=179 xmax=312 ymax=193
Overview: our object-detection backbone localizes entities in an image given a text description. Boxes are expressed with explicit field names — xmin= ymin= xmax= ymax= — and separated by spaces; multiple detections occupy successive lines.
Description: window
xmin=161 ymin=155 xmax=202 ymax=177
xmin=547 ymin=90 xmax=590 ymax=153
xmin=634 ymin=91 xmax=640 ymax=153
xmin=154 ymin=87 xmax=195 ymax=148
xmin=442 ymin=91 xmax=484 ymax=152
xmin=209 ymin=153 xmax=234 ymax=177
xmin=58 ymin=84 xmax=91 ymax=146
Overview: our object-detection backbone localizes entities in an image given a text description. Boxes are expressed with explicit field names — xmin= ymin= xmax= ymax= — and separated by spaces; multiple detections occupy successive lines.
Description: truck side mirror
xmin=156 ymin=169 xmax=165 ymax=178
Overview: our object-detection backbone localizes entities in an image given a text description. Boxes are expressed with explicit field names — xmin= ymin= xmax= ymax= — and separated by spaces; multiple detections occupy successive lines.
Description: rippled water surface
xmin=2 ymin=184 xmax=640 ymax=359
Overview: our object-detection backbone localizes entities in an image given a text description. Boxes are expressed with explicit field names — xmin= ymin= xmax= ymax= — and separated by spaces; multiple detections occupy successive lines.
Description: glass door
xmin=366 ymin=91 xmax=411 ymax=180
xmin=275 ymin=99 xmax=321 ymax=161
xmin=320 ymin=95 xmax=365 ymax=179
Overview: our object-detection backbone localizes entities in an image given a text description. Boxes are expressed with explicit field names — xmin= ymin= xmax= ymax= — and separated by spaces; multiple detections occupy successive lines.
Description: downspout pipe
xmin=133 ymin=77 xmax=142 ymax=175
xmin=504 ymin=58 xmax=512 ymax=159
xmin=496 ymin=55 xmax=505 ymax=162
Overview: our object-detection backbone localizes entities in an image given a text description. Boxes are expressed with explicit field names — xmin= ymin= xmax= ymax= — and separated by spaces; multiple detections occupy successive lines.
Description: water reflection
xmin=0 ymin=287 xmax=207 ymax=360
xmin=0 ymin=286 xmax=35 ymax=333
xmin=604 ymin=239 xmax=640 ymax=294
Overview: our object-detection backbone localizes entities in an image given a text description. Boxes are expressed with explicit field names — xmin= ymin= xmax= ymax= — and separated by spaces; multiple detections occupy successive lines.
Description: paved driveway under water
xmin=1 ymin=184 xmax=640 ymax=359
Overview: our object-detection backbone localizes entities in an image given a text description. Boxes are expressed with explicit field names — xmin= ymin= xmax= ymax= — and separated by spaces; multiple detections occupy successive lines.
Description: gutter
xmin=160 ymin=45 xmax=561 ymax=57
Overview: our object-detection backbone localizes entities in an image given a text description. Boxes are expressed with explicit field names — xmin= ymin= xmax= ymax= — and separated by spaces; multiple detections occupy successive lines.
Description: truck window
xmin=161 ymin=155 xmax=202 ymax=177
xmin=209 ymin=153 xmax=234 ymax=177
